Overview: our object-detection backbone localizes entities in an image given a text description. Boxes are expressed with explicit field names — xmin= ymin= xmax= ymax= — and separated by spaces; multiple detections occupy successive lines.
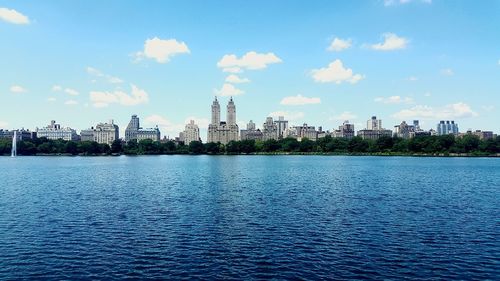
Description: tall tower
xmin=227 ymin=97 xmax=236 ymax=125
xmin=125 ymin=114 xmax=140 ymax=142
xmin=211 ymin=97 xmax=220 ymax=125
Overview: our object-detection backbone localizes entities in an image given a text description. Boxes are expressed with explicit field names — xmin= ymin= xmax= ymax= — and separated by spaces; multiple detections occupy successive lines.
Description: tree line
xmin=1 ymin=134 xmax=499 ymax=156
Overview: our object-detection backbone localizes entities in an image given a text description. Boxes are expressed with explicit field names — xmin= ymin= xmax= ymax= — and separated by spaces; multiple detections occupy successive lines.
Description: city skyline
xmin=2 ymin=1 xmax=500 ymax=140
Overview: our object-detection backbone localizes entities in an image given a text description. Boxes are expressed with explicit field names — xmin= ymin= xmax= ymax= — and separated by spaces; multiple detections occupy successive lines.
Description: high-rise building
xmin=366 ymin=116 xmax=383 ymax=130
xmin=437 ymin=121 xmax=459 ymax=135
xmin=124 ymin=114 xmax=161 ymax=142
xmin=331 ymin=120 xmax=355 ymax=139
xmin=125 ymin=114 xmax=140 ymax=142
xmin=207 ymin=97 xmax=239 ymax=144
xmin=357 ymin=116 xmax=392 ymax=140
xmin=295 ymin=123 xmax=317 ymax=141
xmin=262 ymin=117 xmax=278 ymax=140
xmin=36 ymin=120 xmax=79 ymax=141
xmin=240 ymin=120 xmax=263 ymax=141
xmin=181 ymin=120 xmax=200 ymax=145
xmin=274 ymin=116 xmax=288 ymax=139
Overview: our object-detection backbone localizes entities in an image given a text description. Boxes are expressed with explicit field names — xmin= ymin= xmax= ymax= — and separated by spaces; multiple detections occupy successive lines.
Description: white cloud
xmin=374 ymin=95 xmax=414 ymax=104
xmin=134 ymin=37 xmax=190 ymax=63
xmin=90 ymin=84 xmax=149 ymax=108
xmin=213 ymin=83 xmax=244 ymax=97
xmin=384 ymin=0 xmax=432 ymax=6
xmin=47 ymin=97 xmax=56 ymax=102
xmin=52 ymin=85 xmax=62 ymax=91
xmin=311 ymin=59 xmax=364 ymax=84
xmin=370 ymin=33 xmax=408 ymax=51
xmin=498 ymin=59 xmax=500 ymax=65
xmin=269 ymin=111 xmax=304 ymax=121
xmin=217 ymin=51 xmax=282 ymax=73
xmin=64 ymin=100 xmax=78 ymax=105
xmin=393 ymin=102 xmax=478 ymax=120
xmin=86 ymin=67 xmax=123 ymax=84
xmin=280 ymin=94 xmax=321 ymax=106
xmin=225 ymin=74 xmax=250 ymax=84
xmin=0 ymin=7 xmax=30 ymax=24
xmin=330 ymin=111 xmax=357 ymax=121
xmin=328 ymin=38 xmax=352 ymax=52
xmin=64 ymin=88 xmax=79 ymax=96
xmin=407 ymin=76 xmax=418 ymax=81
xmin=424 ymin=92 xmax=432 ymax=97
xmin=144 ymin=114 xmax=184 ymax=137
xmin=440 ymin=68 xmax=454 ymax=76
xmin=10 ymin=85 xmax=26 ymax=93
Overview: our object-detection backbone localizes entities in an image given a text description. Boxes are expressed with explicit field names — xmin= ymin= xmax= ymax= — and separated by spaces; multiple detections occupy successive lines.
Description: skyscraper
xmin=437 ymin=121 xmax=459 ymax=135
xmin=207 ymin=97 xmax=239 ymax=144
xmin=125 ymin=114 xmax=140 ymax=142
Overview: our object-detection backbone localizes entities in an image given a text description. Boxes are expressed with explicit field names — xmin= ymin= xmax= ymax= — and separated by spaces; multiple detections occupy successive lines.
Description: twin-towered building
xmin=207 ymin=97 xmax=239 ymax=144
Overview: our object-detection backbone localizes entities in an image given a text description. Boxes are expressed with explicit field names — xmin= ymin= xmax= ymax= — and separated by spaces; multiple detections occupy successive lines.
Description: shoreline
xmin=3 ymin=152 xmax=500 ymax=157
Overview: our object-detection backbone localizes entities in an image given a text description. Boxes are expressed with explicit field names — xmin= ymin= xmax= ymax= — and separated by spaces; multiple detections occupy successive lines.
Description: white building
xmin=36 ymin=120 xmax=79 ymax=141
xmin=357 ymin=116 xmax=392 ymax=140
xmin=181 ymin=120 xmax=200 ymax=145
xmin=274 ymin=116 xmax=289 ymax=139
xmin=207 ymin=97 xmax=239 ymax=144
xmin=331 ymin=120 xmax=355 ymax=139
xmin=81 ymin=120 xmax=119 ymax=145
xmin=262 ymin=117 xmax=278 ymax=140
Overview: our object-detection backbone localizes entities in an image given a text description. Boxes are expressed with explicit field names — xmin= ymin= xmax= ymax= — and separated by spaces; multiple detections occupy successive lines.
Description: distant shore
xmin=4 ymin=152 xmax=500 ymax=157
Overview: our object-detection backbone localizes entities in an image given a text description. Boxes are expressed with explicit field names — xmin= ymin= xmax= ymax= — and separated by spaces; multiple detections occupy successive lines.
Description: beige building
xmin=207 ymin=97 xmax=239 ymax=144
xmin=81 ymin=120 xmax=119 ymax=145
xmin=181 ymin=120 xmax=200 ymax=145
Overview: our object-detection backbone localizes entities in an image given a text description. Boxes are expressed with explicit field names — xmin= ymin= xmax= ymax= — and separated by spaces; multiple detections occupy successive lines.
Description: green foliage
xmin=2 ymin=134 xmax=499 ymax=156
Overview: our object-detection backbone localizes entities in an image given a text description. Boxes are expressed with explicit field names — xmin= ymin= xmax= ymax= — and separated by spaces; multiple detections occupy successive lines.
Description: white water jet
xmin=11 ymin=131 xmax=17 ymax=157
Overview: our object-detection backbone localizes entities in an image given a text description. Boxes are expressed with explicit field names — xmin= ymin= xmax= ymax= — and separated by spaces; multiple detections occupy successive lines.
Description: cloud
xmin=370 ymin=33 xmax=408 ymax=51
xmin=47 ymin=97 xmax=56 ymax=102
xmin=10 ymin=85 xmax=26 ymax=93
xmin=280 ymin=94 xmax=321 ymax=106
xmin=498 ymin=59 xmax=500 ymax=65
xmin=311 ymin=59 xmax=364 ymax=84
xmin=52 ymin=85 xmax=62 ymax=91
xmin=393 ymin=102 xmax=478 ymax=120
xmin=213 ymin=83 xmax=244 ymax=97
xmin=407 ymin=76 xmax=418 ymax=81
xmin=269 ymin=111 xmax=304 ymax=121
xmin=217 ymin=51 xmax=282 ymax=73
xmin=330 ymin=111 xmax=358 ymax=121
xmin=144 ymin=114 xmax=184 ymax=137
xmin=0 ymin=121 xmax=8 ymax=128
xmin=134 ymin=37 xmax=190 ymax=63
xmin=374 ymin=95 xmax=414 ymax=104
xmin=90 ymin=84 xmax=149 ymax=107
xmin=440 ymin=68 xmax=454 ymax=76
xmin=328 ymin=38 xmax=352 ymax=52
xmin=0 ymin=7 xmax=30 ymax=24
xmin=384 ymin=0 xmax=432 ymax=6
xmin=64 ymin=100 xmax=78 ymax=105
xmin=424 ymin=92 xmax=432 ymax=97
xmin=86 ymin=67 xmax=123 ymax=84
xmin=225 ymin=74 xmax=250 ymax=84
xmin=64 ymin=88 xmax=79 ymax=96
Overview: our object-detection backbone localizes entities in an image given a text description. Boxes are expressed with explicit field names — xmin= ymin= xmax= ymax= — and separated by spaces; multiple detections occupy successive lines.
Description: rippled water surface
xmin=0 ymin=156 xmax=499 ymax=280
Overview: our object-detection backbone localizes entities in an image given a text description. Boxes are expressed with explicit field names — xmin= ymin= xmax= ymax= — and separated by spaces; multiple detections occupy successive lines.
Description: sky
xmin=1 ymin=0 xmax=499 ymax=140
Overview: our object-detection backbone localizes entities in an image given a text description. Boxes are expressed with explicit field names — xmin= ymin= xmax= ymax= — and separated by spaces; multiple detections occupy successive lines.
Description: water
xmin=0 ymin=156 xmax=498 ymax=280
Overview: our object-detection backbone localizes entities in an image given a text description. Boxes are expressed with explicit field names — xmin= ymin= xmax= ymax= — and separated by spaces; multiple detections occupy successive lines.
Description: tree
xmin=188 ymin=141 xmax=205 ymax=154
xmin=348 ymin=137 xmax=369 ymax=152
xmin=204 ymin=142 xmax=221 ymax=154
xmin=111 ymin=139 xmax=123 ymax=154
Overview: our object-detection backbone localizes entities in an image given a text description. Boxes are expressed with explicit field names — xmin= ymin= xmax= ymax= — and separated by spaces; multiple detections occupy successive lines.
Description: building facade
xmin=240 ymin=120 xmax=263 ymax=141
xmin=437 ymin=120 xmax=459 ymax=135
xmin=357 ymin=116 xmax=392 ymax=140
xmin=0 ymin=129 xmax=37 ymax=141
xmin=207 ymin=97 xmax=239 ymax=144
xmin=262 ymin=117 xmax=278 ymax=141
xmin=125 ymin=114 xmax=140 ymax=142
xmin=81 ymin=120 xmax=119 ymax=145
xmin=274 ymin=116 xmax=289 ymax=139
xmin=331 ymin=120 xmax=355 ymax=139
xmin=181 ymin=120 xmax=200 ymax=144
xmin=137 ymin=126 xmax=161 ymax=142
xmin=36 ymin=120 xmax=79 ymax=141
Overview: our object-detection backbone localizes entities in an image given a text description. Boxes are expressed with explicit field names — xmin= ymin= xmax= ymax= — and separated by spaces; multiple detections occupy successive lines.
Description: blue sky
xmin=1 ymin=0 xmax=499 ymax=140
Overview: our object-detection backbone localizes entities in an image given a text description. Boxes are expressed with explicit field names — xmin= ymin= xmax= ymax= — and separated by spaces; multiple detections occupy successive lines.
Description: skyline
xmin=2 ymin=0 xmax=499 ymax=140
